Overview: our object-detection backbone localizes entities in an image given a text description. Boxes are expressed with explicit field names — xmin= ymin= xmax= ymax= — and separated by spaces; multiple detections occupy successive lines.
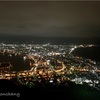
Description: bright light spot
xmin=49 ymin=79 xmax=53 ymax=83
xmin=23 ymin=56 xmax=27 ymax=61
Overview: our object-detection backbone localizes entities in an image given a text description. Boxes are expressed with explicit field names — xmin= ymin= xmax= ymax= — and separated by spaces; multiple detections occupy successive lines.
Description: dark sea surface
xmin=0 ymin=34 xmax=100 ymax=45
xmin=72 ymin=46 xmax=100 ymax=62
xmin=0 ymin=53 xmax=30 ymax=72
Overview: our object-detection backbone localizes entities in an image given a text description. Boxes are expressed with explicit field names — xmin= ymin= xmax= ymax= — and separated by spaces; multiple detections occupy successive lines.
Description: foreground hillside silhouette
xmin=0 ymin=79 xmax=100 ymax=100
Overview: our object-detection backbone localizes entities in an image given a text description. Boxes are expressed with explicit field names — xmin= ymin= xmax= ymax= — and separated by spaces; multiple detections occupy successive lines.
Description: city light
xmin=0 ymin=43 xmax=100 ymax=90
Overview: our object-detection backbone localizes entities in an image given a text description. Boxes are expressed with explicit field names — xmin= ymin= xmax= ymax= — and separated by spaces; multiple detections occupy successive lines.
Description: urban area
xmin=0 ymin=43 xmax=100 ymax=90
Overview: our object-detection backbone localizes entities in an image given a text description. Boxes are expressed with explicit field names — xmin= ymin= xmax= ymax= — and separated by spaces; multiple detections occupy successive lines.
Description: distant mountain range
xmin=0 ymin=34 xmax=100 ymax=44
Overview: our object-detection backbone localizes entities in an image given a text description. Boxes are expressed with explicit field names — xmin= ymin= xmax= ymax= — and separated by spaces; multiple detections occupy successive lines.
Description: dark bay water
xmin=72 ymin=46 xmax=100 ymax=62
xmin=0 ymin=53 xmax=30 ymax=72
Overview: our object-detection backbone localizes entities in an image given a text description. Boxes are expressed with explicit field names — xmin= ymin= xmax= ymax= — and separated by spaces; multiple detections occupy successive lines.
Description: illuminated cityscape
xmin=0 ymin=43 xmax=100 ymax=90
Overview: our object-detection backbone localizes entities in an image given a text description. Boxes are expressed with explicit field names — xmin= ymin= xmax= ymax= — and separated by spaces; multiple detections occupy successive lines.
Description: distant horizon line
xmin=0 ymin=34 xmax=100 ymax=39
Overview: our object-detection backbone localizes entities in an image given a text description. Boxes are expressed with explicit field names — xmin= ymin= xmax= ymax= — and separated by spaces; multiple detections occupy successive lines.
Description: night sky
xmin=0 ymin=1 xmax=100 ymax=39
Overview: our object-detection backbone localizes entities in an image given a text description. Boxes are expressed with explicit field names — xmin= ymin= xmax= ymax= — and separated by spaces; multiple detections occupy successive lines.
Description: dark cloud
xmin=0 ymin=1 xmax=100 ymax=38
xmin=0 ymin=0 xmax=99 ymax=1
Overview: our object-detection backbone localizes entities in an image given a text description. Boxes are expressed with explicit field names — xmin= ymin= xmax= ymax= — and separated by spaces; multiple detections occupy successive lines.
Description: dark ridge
xmin=0 ymin=79 xmax=100 ymax=100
